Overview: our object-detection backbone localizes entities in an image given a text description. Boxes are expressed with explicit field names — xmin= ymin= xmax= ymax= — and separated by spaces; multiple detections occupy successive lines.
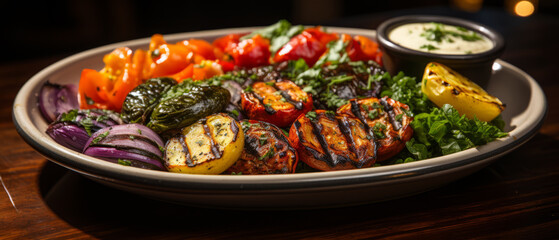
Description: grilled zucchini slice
xmin=421 ymin=62 xmax=505 ymax=122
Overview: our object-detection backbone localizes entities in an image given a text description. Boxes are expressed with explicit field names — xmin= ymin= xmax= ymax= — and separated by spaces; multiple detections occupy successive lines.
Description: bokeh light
xmin=514 ymin=0 xmax=535 ymax=16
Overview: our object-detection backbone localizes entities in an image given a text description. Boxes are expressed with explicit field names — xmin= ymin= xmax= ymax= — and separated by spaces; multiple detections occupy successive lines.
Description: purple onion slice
xmin=39 ymin=81 xmax=79 ymax=123
xmin=45 ymin=109 xmax=124 ymax=151
xmin=83 ymin=124 xmax=166 ymax=171
xmin=46 ymin=122 xmax=90 ymax=152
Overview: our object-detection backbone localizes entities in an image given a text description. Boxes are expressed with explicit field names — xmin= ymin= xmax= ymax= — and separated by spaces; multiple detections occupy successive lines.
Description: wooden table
xmin=2 ymin=8 xmax=558 ymax=239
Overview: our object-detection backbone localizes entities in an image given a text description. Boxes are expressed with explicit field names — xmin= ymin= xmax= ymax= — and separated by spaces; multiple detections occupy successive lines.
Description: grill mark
xmin=279 ymin=91 xmax=304 ymax=110
xmin=202 ymin=119 xmax=222 ymax=159
xmin=380 ymin=98 xmax=402 ymax=131
xmin=336 ymin=116 xmax=359 ymax=163
xmin=294 ymin=120 xmax=306 ymax=143
xmin=251 ymin=92 xmax=277 ymax=114
xmin=350 ymin=100 xmax=375 ymax=140
xmin=180 ymin=137 xmax=194 ymax=167
xmin=230 ymin=119 xmax=239 ymax=142
xmin=310 ymin=118 xmax=337 ymax=167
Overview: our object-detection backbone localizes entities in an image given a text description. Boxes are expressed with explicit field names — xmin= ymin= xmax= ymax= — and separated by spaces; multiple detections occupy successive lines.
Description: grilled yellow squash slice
xmin=421 ymin=62 xmax=505 ymax=122
xmin=164 ymin=113 xmax=244 ymax=174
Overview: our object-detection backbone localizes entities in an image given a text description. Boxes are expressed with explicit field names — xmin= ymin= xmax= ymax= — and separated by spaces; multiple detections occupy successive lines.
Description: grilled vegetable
xmin=46 ymin=109 xmax=124 ymax=151
xmin=46 ymin=122 xmax=91 ymax=152
xmin=83 ymin=123 xmax=165 ymax=170
xmin=337 ymin=97 xmax=413 ymax=161
xmin=421 ymin=62 xmax=505 ymax=122
xmin=241 ymin=80 xmax=313 ymax=128
xmin=273 ymin=27 xmax=338 ymax=66
xmin=39 ymin=81 xmax=79 ymax=123
xmin=164 ymin=113 xmax=244 ymax=174
xmin=120 ymin=77 xmax=177 ymax=124
xmin=147 ymin=82 xmax=231 ymax=134
xmin=224 ymin=120 xmax=298 ymax=174
xmin=288 ymin=110 xmax=377 ymax=171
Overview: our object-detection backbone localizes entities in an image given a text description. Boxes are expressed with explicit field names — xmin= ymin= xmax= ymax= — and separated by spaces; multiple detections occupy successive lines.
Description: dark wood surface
xmin=2 ymin=8 xmax=559 ymax=239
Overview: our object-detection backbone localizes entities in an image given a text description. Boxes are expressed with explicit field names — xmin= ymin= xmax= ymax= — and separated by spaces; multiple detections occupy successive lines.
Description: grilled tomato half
xmin=241 ymin=80 xmax=313 ymax=128
xmin=224 ymin=120 xmax=298 ymax=174
xmin=164 ymin=113 xmax=244 ymax=174
xmin=288 ymin=110 xmax=377 ymax=171
xmin=337 ymin=97 xmax=413 ymax=162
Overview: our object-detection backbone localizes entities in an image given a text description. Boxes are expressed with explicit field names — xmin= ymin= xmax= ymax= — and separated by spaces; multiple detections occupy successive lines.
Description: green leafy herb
xmin=259 ymin=148 xmax=275 ymax=161
xmin=320 ymin=91 xmax=349 ymax=109
xmin=305 ymin=111 xmax=317 ymax=121
xmin=314 ymin=39 xmax=349 ymax=67
xmin=244 ymin=85 xmax=254 ymax=93
xmin=92 ymin=130 xmax=110 ymax=144
xmin=368 ymin=109 xmax=379 ymax=119
xmin=420 ymin=22 xmax=482 ymax=43
xmin=372 ymin=122 xmax=387 ymax=139
xmin=256 ymin=133 xmax=267 ymax=146
xmin=241 ymin=19 xmax=304 ymax=54
xmin=420 ymin=44 xmax=439 ymax=51
xmin=380 ymin=71 xmax=434 ymax=115
xmin=295 ymin=68 xmax=324 ymax=95
xmin=409 ymin=104 xmax=507 ymax=157
xmin=231 ymin=109 xmax=240 ymax=118
xmin=118 ymin=159 xmax=132 ymax=166
xmin=326 ymin=75 xmax=354 ymax=88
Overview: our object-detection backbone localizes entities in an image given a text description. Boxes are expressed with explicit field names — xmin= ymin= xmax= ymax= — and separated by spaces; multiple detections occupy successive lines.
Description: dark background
xmin=2 ymin=0 xmax=558 ymax=64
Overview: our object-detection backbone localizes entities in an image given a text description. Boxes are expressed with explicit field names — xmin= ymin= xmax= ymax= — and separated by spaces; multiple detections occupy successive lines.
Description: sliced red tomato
xmin=288 ymin=110 xmax=377 ymax=171
xmin=336 ymin=96 xmax=413 ymax=161
xmin=241 ymin=80 xmax=312 ymax=128
xmin=223 ymin=120 xmax=298 ymax=174
xmin=273 ymin=27 xmax=338 ymax=66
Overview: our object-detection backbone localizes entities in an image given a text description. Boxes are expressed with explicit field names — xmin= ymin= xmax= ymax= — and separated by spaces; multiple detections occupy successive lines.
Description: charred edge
xmin=279 ymin=91 xmax=304 ymax=110
xmin=336 ymin=116 xmax=361 ymax=167
xmin=310 ymin=118 xmax=337 ymax=167
xmin=350 ymin=100 xmax=375 ymax=140
xmin=293 ymin=120 xmax=305 ymax=144
xmin=180 ymin=137 xmax=194 ymax=167
xmin=230 ymin=119 xmax=239 ymax=142
xmin=380 ymin=98 xmax=402 ymax=131
xmin=269 ymin=123 xmax=297 ymax=154
xmin=244 ymin=133 xmax=261 ymax=157
xmin=251 ymin=92 xmax=277 ymax=114
xmin=202 ymin=120 xmax=222 ymax=160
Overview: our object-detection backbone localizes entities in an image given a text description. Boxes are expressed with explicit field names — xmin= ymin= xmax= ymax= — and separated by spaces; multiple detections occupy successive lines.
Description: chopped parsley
xmin=305 ymin=111 xmax=317 ymax=121
xmin=368 ymin=109 xmax=379 ymax=119
xmin=420 ymin=22 xmax=482 ymax=43
xmin=92 ymin=130 xmax=110 ymax=144
xmin=420 ymin=44 xmax=439 ymax=51
xmin=372 ymin=123 xmax=387 ymax=139
xmin=259 ymin=148 xmax=275 ymax=161
xmin=118 ymin=159 xmax=132 ymax=166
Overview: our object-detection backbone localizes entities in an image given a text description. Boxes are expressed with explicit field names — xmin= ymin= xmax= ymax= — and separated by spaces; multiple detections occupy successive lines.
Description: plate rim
xmin=12 ymin=26 xmax=548 ymax=192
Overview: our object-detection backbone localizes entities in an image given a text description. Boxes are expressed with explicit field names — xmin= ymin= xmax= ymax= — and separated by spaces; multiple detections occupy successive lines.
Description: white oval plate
xmin=13 ymin=27 xmax=547 ymax=209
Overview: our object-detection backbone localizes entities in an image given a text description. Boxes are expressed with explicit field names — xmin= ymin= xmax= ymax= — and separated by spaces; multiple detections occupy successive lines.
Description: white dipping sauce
xmin=388 ymin=22 xmax=493 ymax=54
